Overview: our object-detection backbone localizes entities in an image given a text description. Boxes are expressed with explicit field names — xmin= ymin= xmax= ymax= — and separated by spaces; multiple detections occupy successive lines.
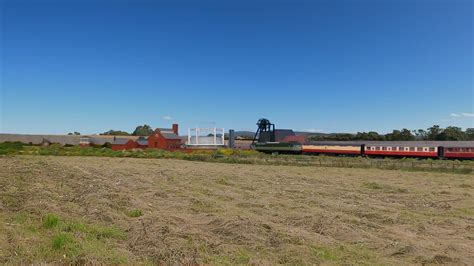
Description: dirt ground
xmin=1 ymin=155 xmax=473 ymax=264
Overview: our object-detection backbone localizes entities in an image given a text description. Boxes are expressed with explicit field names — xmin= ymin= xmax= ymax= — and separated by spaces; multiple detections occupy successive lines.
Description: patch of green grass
xmin=311 ymin=246 xmax=339 ymax=261
xmin=8 ymin=213 xmax=128 ymax=263
xmin=127 ymin=209 xmax=143 ymax=218
xmin=363 ymin=182 xmax=383 ymax=190
xmin=310 ymin=244 xmax=384 ymax=264
xmin=52 ymin=233 xmax=75 ymax=250
xmin=43 ymin=213 xmax=59 ymax=228
xmin=0 ymin=142 xmax=25 ymax=154
xmin=234 ymin=249 xmax=253 ymax=264
xmin=62 ymin=221 xmax=125 ymax=239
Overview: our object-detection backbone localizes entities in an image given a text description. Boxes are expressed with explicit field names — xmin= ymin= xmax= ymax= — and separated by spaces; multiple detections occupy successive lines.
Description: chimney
xmin=172 ymin=124 xmax=179 ymax=135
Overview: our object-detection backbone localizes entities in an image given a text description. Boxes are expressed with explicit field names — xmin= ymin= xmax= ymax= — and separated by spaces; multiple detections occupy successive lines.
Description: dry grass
xmin=0 ymin=155 xmax=473 ymax=264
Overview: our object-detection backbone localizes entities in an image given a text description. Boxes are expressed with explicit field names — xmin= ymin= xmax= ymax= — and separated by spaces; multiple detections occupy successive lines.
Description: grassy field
xmin=1 ymin=142 xmax=473 ymax=174
xmin=1 ymin=155 xmax=473 ymax=264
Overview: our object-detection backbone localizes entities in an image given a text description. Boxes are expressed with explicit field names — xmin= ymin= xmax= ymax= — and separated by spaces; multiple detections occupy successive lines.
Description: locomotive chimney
xmin=172 ymin=124 xmax=179 ymax=135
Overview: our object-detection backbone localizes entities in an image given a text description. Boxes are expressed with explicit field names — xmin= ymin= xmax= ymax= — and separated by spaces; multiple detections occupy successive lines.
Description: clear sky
xmin=1 ymin=0 xmax=473 ymax=135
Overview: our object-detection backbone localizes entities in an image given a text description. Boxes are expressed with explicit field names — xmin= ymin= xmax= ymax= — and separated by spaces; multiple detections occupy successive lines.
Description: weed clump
xmin=127 ymin=209 xmax=143 ymax=218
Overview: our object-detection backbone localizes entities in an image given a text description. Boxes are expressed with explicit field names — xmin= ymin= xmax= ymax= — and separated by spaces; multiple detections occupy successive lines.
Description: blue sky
xmin=1 ymin=0 xmax=473 ymax=135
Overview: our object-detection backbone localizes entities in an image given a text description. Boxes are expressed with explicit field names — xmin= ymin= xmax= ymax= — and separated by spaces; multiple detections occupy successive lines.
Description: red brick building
xmin=147 ymin=124 xmax=182 ymax=150
xmin=111 ymin=138 xmax=139 ymax=151
xmin=111 ymin=124 xmax=181 ymax=151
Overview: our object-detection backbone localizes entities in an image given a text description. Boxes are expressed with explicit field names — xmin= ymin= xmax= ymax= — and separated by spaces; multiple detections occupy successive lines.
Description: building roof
xmin=156 ymin=128 xmax=174 ymax=133
xmin=111 ymin=138 xmax=133 ymax=145
xmin=137 ymin=139 xmax=148 ymax=145
xmin=153 ymin=128 xmax=180 ymax=140
xmin=161 ymin=132 xmax=181 ymax=140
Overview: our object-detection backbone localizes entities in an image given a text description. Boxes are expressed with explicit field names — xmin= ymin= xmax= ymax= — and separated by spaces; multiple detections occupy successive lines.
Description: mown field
xmin=1 ymin=155 xmax=473 ymax=264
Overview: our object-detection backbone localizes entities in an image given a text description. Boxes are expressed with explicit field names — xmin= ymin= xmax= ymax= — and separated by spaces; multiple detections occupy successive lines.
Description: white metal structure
xmin=187 ymin=127 xmax=225 ymax=146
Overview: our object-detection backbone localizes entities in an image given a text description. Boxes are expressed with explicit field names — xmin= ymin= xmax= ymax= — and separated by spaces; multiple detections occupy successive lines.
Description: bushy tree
xmin=413 ymin=129 xmax=427 ymax=140
xmin=132 ymin=125 xmax=154 ymax=136
xmin=437 ymin=126 xmax=465 ymax=140
xmin=427 ymin=125 xmax=442 ymax=140
xmin=466 ymin=128 xmax=474 ymax=140
xmin=399 ymin=128 xmax=415 ymax=140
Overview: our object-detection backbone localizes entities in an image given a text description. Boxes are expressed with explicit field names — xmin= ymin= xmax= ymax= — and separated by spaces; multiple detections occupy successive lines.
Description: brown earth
xmin=0 ymin=155 xmax=473 ymax=264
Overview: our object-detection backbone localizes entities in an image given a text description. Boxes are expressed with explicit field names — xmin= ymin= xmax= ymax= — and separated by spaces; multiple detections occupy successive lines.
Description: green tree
xmin=427 ymin=125 xmax=442 ymax=140
xmin=399 ymin=128 xmax=415 ymax=140
xmin=132 ymin=125 xmax=154 ymax=136
xmin=367 ymin=131 xmax=383 ymax=140
xmin=466 ymin=128 xmax=474 ymax=140
xmin=437 ymin=126 xmax=465 ymax=140
xmin=413 ymin=129 xmax=427 ymax=140
xmin=385 ymin=130 xmax=401 ymax=141
xmin=355 ymin=132 xmax=369 ymax=140
xmin=101 ymin=130 xmax=130 ymax=136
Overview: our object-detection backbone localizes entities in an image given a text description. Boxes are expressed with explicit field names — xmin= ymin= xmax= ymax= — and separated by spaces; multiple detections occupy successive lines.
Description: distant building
xmin=111 ymin=138 xmax=139 ymax=151
xmin=147 ymin=124 xmax=182 ymax=150
xmin=136 ymin=137 xmax=149 ymax=149
xmin=110 ymin=123 xmax=182 ymax=151
xmin=79 ymin=136 xmax=92 ymax=146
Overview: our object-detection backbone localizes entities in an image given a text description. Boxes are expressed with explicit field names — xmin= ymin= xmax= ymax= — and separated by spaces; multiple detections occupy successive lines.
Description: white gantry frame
xmin=187 ymin=127 xmax=225 ymax=146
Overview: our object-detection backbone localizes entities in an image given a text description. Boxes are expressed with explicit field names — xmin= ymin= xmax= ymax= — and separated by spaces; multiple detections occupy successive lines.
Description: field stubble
xmin=0 ymin=155 xmax=473 ymax=264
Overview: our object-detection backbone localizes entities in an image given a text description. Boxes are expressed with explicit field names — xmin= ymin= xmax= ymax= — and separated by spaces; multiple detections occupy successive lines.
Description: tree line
xmin=309 ymin=125 xmax=474 ymax=141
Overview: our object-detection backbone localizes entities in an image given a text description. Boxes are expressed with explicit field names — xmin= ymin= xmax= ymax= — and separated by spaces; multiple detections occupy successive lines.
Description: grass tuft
xmin=52 ymin=233 xmax=75 ymax=250
xmin=43 ymin=213 xmax=59 ymax=228
xmin=364 ymin=182 xmax=383 ymax=190
xmin=127 ymin=209 xmax=143 ymax=218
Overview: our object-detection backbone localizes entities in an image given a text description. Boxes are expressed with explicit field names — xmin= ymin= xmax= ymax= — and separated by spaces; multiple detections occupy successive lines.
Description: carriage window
xmin=382 ymin=147 xmax=387 ymax=151
xmin=417 ymin=147 xmax=423 ymax=152
xmin=429 ymin=147 xmax=435 ymax=152
xmin=391 ymin=147 xmax=397 ymax=151
xmin=366 ymin=146 xmax=370 ymax=150
xmin=409 ymin=147 xmax=415 ymax=151
xmin=375 ymin=147 xmax=380 ymax=151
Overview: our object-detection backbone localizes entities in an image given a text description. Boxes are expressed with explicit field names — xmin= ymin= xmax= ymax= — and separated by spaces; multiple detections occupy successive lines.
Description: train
xmin=253 ymin=141 xmax=474 ymax=159
xmin=251 ymin=119 xmax=474 ymax=160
